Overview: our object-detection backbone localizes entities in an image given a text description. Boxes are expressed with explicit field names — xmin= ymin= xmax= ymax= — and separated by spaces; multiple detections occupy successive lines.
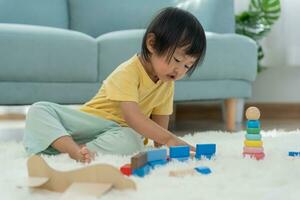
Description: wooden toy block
xmin=131 ymin=152 xmax=147 ymax=170
xmin=243 ymin=147 xmax=264 ymax=154
xmin=244 ymin=140 xmax=263 ymax=147
xmin=169 ymin=166 xmax=212 ymax=177
xmin=247 ymin=127 xmax=260 ymax=134
xmin=196 ymin=144 xmax=216 ymax=155
xmin=195 ymin=153 xmax=214 ymax=160
xmin=247 ymin=120 xmax=260 ymax=128
xmin=169 ymin=146 xmax=190 ymax=158
xmin=245 ymin=107 xmax=260 ymax=120
xmin=24 ymin=156 xmax=136 ymax=199
xmin=243 ymin=152 xmax=265 ymax=160
xmin=244 ymin=107 xmax=264 ymax=160
xmin=120 ymin=164 xmax=132 ymax=176
xmin=132 ymin=164 xmax=151 ymax=177
xmin=194 ymin=166 xmax=212 ymax=175
xmin=288 ymin=151 xmax=300 ymax=157
xmin=170 ymin=156 xmax=189 ymax=162
xmin=169 ymin=168 xmax=196 ymax=177
xmin=245 ymin=133 xmax=262 ymax=141
xmin=147 ymin=149 xmax=167 ymax=162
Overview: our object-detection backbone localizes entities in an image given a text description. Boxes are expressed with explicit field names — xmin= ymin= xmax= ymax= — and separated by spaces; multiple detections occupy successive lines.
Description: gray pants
xmin=23 ymin=102 xmax=145 ymax=155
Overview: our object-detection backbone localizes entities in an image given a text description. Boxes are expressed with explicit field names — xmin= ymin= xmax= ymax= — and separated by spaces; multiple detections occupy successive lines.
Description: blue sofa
xmin=0 ymin=0 xmax=257 ymax=130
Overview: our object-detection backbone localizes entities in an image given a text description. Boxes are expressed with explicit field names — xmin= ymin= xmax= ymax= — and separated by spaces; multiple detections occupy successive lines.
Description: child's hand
xmin=154 ymin=141 xmax=163 ymax=148
xmin=166 ymin=136 xmax=196 ymax=152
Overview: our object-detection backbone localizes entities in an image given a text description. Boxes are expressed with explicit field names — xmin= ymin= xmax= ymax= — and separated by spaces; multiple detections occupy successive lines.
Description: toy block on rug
xmin=147 ymin=149 xmax=167 ymax=162
xmin=124 ymin=145 xmax=216 ymax=177
xmin=130 ymin=149 xmax=169 ymax=177
xmin=195 ymin=144 xmax=216 ymax=159
xmin=132 ymin=164 xmax=151 ymax=177
xmin=169 ymin=166 xmax=212 ymax=177
xmin=130 ymin=151 xmax=151 ymax=177
xmin=169 ymin=145 xmax=190 ymax=161
xmin=243 ymin=107 xmax=265 ymax=160
xmin=147 ymin=149 xmax=168 ymax=168
xmin=288 ymin=151 xmax=300 ymax=157
xmin=120 ymin=164 xmax=132 ymax=176
xmin=131 ymin=152 xmax=148 ymax=170
xmin=25 ymin=155 xmax=136 ymax=199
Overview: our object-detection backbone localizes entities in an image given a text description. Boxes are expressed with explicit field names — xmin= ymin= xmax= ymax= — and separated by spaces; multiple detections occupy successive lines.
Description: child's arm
xmin=120 ymin=101 xmax=195 ymax=150
xmin=151 ymin=114 xmax=169 ymax=129
xmin=151 ymin=114 xmax=169 ymax=147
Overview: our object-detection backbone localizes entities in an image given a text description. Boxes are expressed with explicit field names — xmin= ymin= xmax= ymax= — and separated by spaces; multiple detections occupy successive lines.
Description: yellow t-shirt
xmin=80 ymin=54 xmax=174 ymax=127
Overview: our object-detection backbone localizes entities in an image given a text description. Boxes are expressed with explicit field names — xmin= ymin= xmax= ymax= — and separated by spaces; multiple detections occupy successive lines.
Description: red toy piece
xmin=120 ymin=164 xmax=132 ymax=176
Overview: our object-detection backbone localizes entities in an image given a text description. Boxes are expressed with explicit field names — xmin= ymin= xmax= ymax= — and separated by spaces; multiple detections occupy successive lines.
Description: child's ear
xmin=146 ymin=33 xmax=156 ymax=54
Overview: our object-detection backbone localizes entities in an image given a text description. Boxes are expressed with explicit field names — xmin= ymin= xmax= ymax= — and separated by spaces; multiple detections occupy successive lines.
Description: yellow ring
xmin=244 ymin=140 xmax=263 ymax=147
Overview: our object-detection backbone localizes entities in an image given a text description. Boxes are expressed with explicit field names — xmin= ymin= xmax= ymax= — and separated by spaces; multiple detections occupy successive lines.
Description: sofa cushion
xmin=175 ymin=80 xmax=252 ymax=101
xmin=96 ymin=30 xmax=257 ymax=82
xmin=0 ymin=0 xmax=68 ymax=29
xmin=0 ymin=24 xmax=98 ymax=82
xmin=0 ymin=82 xmax=100 ymax=105
xmin=185 ymin=32 xmax=258 ymax=82
xmin=97 ymin=29 xmax=144 ymax=81
xmin=68 ymin=0 xmax=234 ymax=37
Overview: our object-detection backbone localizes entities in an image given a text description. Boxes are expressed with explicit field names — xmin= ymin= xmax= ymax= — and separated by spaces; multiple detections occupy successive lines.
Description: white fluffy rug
xmin=1 ymin=130 xmax=300 ymax=200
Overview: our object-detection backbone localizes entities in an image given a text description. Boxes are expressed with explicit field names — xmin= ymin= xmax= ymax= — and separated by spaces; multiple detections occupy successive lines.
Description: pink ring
xmin=243 ymin=152 xmax=265 ymax=160
xmin=243 ymin=147 xmax=264 ymax=154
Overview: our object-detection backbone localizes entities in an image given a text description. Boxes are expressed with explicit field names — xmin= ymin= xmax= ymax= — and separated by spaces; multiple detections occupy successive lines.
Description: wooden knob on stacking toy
xmin=245 ymin=107 xmax=260 ymax=120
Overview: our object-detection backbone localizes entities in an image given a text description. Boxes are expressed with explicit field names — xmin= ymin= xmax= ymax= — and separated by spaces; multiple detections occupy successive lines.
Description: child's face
xmin=151 ymin=48 xmax=196 ymax=82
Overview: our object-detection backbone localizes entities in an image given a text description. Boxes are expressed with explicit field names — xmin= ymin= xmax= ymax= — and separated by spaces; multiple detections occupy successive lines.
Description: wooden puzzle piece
xmin=25 ymin=155 xmax=136 ymax=199
xmin=60 ymin=182 xmax=112 ymax=200
xmin=27 ymin=177 xmax=49 ymax=187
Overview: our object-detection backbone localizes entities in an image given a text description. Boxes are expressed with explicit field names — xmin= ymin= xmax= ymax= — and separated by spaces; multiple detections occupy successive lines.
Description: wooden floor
xmin=1 ymin=103 xmax=300 ymax=140
xmin=172 ymin=119 xmax=300 ymax=136
xmin=0 ymin=118 xmax=299 ymax=141
xmin=172 ymin=102 xmax=300 ymax=136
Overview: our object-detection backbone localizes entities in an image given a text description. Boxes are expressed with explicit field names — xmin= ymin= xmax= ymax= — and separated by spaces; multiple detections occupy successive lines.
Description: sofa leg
xmin=224 ymin=98 xmax=237 ymax=132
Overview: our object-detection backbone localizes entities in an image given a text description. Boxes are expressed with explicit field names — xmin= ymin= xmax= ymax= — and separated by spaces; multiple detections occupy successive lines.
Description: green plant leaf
xmin=250 ymin=0 xmax=281 ymax=25
xmin=235 ymin=0 xmax=281 ymax=73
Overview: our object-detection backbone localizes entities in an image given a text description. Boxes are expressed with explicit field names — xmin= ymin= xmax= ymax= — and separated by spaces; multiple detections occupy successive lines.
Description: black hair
xmin=141 ymin=7 xmax=206 ymax=76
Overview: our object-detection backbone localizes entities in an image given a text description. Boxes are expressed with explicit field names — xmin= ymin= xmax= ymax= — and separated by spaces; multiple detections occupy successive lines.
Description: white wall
xmin=235 ymin=0 xmax=300 ymax=103
xmin=249 ymin=67 xmax=300 ymax=103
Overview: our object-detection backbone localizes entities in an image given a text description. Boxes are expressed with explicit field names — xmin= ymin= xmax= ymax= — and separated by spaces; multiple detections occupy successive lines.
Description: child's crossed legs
xmin=24 ymin=102 xmax=144 ymax=163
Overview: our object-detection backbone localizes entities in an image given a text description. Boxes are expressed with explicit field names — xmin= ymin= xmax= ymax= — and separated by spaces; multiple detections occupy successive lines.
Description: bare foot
xmin=80 ymin=146 xmax=96 ymax=163
xmin=69 ymin=146 xmax=95 ymax=163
